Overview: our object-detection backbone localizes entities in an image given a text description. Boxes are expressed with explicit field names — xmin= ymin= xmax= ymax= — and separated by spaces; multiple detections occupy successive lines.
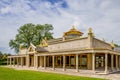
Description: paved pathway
xmin=4 ymin=66 xmax=120 ymax=80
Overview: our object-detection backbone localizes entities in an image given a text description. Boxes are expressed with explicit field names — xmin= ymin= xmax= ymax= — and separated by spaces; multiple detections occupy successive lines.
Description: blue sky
xmin=0 ymin=0 xmax=120 ymax=54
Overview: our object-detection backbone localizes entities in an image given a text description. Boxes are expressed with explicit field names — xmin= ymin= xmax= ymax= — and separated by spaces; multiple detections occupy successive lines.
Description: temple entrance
xmin=95 ymin=54 xmax=105 ymax=70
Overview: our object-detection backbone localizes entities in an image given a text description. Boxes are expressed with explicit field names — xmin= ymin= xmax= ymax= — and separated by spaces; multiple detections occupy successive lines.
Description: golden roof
xmin=63 ymin=25 xmax=83 ymax=37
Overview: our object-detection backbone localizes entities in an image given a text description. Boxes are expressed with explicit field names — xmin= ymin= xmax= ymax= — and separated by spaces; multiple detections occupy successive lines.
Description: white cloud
xmin=0 ymin=0 xmax=120 ymax=54
xmin=1 ymin=6 xmax=11 ymax=14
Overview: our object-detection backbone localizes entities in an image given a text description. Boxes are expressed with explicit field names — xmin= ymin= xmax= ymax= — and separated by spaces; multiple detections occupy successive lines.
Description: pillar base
xmin=63 ymin=69 xmax=66 ymax=71
xmin=35 ymin=67 xmax=38 ymax=69
xmin=52 ymin=68 xmax=55 ymax=70
xmin=117 ymin=68 xmax=119 ymax=71
xmin=104 ymin=72 xmax=108 ymax=74
xmin=76 ymin=70 xmax=79 ymax=72
xmin=104 ymin=70 xmax=109 ymax=74
xmin=92 ymin=70 xmax=96 ymax=73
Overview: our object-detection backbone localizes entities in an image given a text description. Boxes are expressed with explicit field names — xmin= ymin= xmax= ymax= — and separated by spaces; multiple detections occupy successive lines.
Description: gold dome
xmin=63 ymin=25 xmax=83 ymax=37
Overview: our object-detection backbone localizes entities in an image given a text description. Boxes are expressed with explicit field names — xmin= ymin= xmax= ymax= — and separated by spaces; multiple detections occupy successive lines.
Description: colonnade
xmin=7 ymin=53 xmax=120 ymax=74
xmin=7 ymin=57 xmax=26 ymax=67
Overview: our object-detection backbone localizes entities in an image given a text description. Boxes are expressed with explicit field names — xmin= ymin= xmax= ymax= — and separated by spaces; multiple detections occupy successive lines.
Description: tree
xmin=114 ymin=43 xmax=120 ymax=47
xmin=2 ymin=54 xmax=7 ymax=60
xmin=9 ymin=23 xmax=54 ymax=53
xmin=33 ymin=24 xmax=53 ymax=45
xmin=0 ymin=51 xmax=3 ymax=60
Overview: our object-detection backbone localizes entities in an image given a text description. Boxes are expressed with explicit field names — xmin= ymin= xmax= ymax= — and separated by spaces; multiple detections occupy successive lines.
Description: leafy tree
xmin=0 ymin=51 xmax=3 ymax=60
xmin=114 ymin=43 xmax=120 ymax=47
xmin=33 ymin=24 xmax=53 ymax=45
xmin=2 ymin=54 xmax=7 ymax=60
xmin=9 ymin=23 xmax=54 ymax=53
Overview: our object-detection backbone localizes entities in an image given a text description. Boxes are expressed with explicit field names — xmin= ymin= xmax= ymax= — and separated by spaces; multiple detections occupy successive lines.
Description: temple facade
xmin=7 ymin=26 xmax=120 ymax=74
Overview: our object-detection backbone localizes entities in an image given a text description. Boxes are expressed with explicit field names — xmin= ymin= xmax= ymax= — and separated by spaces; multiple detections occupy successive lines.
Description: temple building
xmin=7 ymin=26 xmax=120 ymax=74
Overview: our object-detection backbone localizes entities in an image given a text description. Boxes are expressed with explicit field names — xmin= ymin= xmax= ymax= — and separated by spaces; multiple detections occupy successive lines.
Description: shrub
xmin=0 ymin=59 xmax=7 ymax=65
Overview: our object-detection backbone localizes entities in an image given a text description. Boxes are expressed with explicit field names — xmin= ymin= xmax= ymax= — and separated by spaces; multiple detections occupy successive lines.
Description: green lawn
xmin=0 ymin=66 xmax=105 ymax=80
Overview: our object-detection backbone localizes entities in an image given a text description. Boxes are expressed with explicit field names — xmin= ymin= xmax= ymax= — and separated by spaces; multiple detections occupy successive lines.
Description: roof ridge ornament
xmin=88 ymin=27 xmax=93 ymax=33
xmin=40 ymin=37 xmax=48 ymax=47
xmin=111 ymin=40 xmax=115 ymax=48
xmin=102 ymin=38 xmax=105 ymax=42
xmin=88 ymin=27 xmax=94 ymax=37
xmin=71 ymin=25 xmax=76 ymax=30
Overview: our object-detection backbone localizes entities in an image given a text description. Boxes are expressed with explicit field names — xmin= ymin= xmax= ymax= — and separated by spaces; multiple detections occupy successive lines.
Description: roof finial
xmin=44 ymin=37 xmax=47 ymax=40
xmin=40 ymin=37 xmax=48 ymax=47
xmin=102 ymin=38 xmax=105 ymax=42
xmin=88 ymin=27 xmax=93 ymax=33
xmin=88 ymin=27 xmax=94 ymax=37
xmin=111 ymin=40 xmax=115 ymax=48
xmin=72 ymin=25 xmax=75 ymax=29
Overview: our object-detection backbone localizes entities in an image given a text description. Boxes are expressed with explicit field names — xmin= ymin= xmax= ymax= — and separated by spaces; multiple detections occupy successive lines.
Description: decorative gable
xmin=28 ymin=43 xmax=36 ymax=53
xmin=40 ymin=37 xmax=48 ymax=47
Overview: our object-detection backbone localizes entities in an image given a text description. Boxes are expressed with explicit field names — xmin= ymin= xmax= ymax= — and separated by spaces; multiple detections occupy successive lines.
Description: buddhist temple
xmin=7 ymin=26 xmax=120 ymax=74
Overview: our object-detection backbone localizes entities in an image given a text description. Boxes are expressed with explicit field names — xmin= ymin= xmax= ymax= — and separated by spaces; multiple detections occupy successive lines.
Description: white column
xmin=53 ymin=55 xmax=55 ymax=70
xmin=44 ymin=56 xmax=46 ymax=69
xmin=63 ymin=55 xmax=66 ymax=71
xmin=10 ymin=58 xmax=12 ymax=66
xmin=116 ymin=55 xmax=119 ymax=70
xmin=17 ymin=57 xmax=19 ymax=67
xmin=39 ymin=56 xmax=44 ymax=67
xmin=105 ymin=53 xmax=108 ymax=74
xmin=118 ymin=55 xmax=120 ymax=70
xmin=111 ymin=54 xmax=114 ymax=71
xmin=36 ymin=56 xmax=38 ymax=68
xmin=20 ymin=57 xmax=21 ymax=66
xmin=76 ymin=54 xmax=79 ymax=72
xmin=26 ymin=55 xmax=29 ymax=67
xmin=21 ymin=57 xmax=23 ymax=67
xmin=92 ymin=53 xmax=95 ymax=72
xmin=119 ymin=56 xmax=120 ymax=69
xmin=13 ymin=58 xmax=15 ymax=66
xmin=34 ymin=55 xmax=36 ymax=68
xmin=60 ymin=56 xmax=62 ymax=67
xmin=7 ymin=58 xmax=9 ymax=65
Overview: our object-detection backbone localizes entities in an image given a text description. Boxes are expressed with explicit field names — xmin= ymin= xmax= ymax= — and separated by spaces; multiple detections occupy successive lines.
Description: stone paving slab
xmin=3 ymin=66 xmax=120 ymax=80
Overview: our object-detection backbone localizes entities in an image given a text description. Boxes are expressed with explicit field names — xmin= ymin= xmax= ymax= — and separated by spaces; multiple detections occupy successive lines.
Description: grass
xmin=0 ymin=66 xmax=105 ymax=80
